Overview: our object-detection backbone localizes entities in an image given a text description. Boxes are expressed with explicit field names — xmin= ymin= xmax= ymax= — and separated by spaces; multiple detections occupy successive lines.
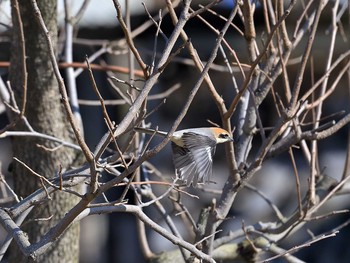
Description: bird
xmin=134 ymin=127 xmax=233 ymax=187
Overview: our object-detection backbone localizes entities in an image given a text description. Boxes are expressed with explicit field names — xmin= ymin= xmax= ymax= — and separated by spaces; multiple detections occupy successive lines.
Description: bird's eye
xmin=219 ymin=133 xmax=229 ymax=139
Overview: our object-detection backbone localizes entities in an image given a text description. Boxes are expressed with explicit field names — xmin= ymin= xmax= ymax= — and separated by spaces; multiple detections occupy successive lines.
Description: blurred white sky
xmin=1 ymin=0 xmax=348 ymax=30
xmin=0 ymin=0 xmax=154 ymax=30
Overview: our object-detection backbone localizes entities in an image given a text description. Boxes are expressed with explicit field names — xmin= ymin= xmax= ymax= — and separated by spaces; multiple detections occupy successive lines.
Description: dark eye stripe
xmin=219 ymin=133 xmax=229 ymax=138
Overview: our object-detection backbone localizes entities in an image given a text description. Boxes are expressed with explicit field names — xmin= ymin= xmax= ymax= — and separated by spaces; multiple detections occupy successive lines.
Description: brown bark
xmin=9 ymin=0 xmax=80 ymax=262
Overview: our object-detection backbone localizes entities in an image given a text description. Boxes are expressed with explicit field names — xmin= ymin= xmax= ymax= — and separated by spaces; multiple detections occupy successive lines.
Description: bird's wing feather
xmin=192 ymin=146 xmax=213 ymax=184
xmin=171 ymin=132 xmax=216 ymax=186
xmin=171 ymin=143 xmax=198 ymax=186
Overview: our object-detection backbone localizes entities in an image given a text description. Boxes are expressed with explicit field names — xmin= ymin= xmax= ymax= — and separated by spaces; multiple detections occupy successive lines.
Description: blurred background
xmin=0 ymin=0 xmax=349 ymax=262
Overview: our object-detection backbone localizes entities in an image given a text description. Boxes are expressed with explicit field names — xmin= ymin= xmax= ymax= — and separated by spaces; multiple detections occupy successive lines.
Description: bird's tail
xmin=134 ymin=127 xmax=168 ymax=137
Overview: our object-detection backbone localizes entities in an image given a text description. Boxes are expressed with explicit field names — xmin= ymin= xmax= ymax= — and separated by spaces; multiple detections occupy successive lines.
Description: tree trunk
xmin=9 ymin=0 xmax=80 ymax=262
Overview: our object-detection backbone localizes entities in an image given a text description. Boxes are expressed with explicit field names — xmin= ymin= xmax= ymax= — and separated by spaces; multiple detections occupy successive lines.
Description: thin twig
xmin=0 ymin=170 xmax=20 ymax=203
xmin=86 ymin=56 xmax=114 ymax=129
xmin=12 ymin=0 xmax=27 ymax=118
xmin=112 ymin=0 xmax=147 ymax=77
xmin=261 ymin=231 xmax=338 ymax=263
xmin=0 ymin=131 xmax=81 ymax=150
xmin=13 ymin=157 xmax=58 ymax=191
xmin=289 ymin=148 xmax=303 ymax=216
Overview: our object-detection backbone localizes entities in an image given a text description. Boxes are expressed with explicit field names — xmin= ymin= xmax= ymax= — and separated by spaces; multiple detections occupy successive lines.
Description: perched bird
xmin=135 ymin=127 xmax=233 ymax=187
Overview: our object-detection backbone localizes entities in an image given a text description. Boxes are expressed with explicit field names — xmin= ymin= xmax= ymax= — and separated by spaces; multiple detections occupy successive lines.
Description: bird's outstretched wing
xmin=171 ymin=132 xmax=216 ymax=187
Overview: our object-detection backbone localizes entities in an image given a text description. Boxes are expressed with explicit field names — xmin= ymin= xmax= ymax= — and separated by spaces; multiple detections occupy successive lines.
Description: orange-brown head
xmin=209 ymin=127 xmax=233 ymax=144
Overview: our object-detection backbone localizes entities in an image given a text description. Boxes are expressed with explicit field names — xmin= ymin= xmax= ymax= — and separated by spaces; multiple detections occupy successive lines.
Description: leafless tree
xmin=0 ymin=0 xmax=350 ymax=262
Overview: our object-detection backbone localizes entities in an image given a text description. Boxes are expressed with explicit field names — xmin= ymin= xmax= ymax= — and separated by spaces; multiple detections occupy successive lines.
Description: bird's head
xmin=210 ymin=127 xmax=234 ymax=144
